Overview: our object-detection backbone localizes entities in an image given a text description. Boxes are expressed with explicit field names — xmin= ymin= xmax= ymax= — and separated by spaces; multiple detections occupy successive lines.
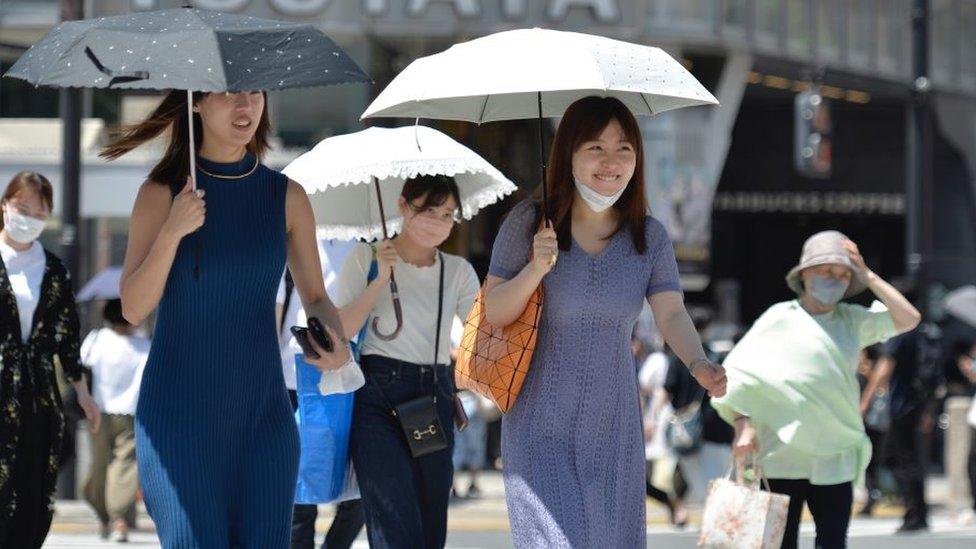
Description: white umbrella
xmin=77 ymin=266 xmax=123 ymax=301
xmin=361 ymin=28 xmax=717 ymax=122
xmin=283 ymin=125 xmax=516 ymax=340
xmin=283 ymin=125 xmax=517 ymax=242
xmin=361 ymin=28 xmax=717 ymax=211
xmin=945 ymin=285 xmax=976 ymax=329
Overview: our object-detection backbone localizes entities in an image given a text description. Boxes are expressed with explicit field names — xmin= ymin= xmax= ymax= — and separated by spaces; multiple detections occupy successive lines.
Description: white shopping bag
xmin=698 ymin=465 xmax=790 ymax=549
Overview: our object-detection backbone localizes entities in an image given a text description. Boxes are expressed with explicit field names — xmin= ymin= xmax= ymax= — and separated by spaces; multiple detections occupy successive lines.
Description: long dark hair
xmin=1 ymin=171 xmax=54 ymax=231
xmin=538 ymin=96 xmax=648 ymax=254
xmin=100 ymin=91 xmax=272 ymax=194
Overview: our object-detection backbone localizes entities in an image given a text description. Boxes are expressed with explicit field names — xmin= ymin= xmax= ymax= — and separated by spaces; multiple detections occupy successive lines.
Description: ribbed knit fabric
xmin=488 ymin=200 xmax=682 ymax=549
xmin=135 ymin=152 xmax=299 ymax=548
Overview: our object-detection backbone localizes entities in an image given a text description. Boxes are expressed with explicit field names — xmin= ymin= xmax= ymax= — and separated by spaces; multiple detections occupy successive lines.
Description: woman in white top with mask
xmin=0 ymin=171 xmax=100 ymax=548
xmin=333 ymin=174 xmax=479 ymax=549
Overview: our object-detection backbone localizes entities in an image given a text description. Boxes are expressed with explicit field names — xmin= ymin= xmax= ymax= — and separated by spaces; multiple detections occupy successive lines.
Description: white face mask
xmin=3 ymin=207 xmax=46 ymax=244
xmin=573 ymin=176 xmax=628 ymax=213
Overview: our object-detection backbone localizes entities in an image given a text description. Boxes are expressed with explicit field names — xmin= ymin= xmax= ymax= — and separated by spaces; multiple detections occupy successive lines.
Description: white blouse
xmin=1 ymin=240 xmax=47 ymax=343
xmin=333 ymin=243 xmax=479 ymax=366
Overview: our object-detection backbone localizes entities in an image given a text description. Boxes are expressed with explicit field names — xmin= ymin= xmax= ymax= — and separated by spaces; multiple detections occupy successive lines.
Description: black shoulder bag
xmin=389 ymin=252 xmax=450 ymax=458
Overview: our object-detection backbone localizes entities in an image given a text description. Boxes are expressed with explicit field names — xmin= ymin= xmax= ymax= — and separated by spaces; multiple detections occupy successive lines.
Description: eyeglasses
xmin=409 ymin=203 xmax=460 ymax=223
xmin=4 ymin=201 xmax=49 ymax=220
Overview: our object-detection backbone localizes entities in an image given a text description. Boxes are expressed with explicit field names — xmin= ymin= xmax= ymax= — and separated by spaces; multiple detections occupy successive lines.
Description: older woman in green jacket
xmin=712 ymin=230 xmax=920 ymax=549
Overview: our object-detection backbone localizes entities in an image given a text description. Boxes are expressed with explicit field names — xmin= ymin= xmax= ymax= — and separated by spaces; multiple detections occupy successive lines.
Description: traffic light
xmin=794 ymin=89 xmax=832 ymax=178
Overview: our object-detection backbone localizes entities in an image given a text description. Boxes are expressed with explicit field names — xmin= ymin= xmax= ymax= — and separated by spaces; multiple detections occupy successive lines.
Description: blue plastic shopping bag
xmin=294 ymin=353 xmax=355 ymax=504
xmin=293 ymin=257 xmax=376 ymax=503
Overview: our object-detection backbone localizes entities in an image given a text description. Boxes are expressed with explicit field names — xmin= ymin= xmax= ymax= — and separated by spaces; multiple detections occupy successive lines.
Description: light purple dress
xmin=489 ymin=201 xmax=682 ymax=548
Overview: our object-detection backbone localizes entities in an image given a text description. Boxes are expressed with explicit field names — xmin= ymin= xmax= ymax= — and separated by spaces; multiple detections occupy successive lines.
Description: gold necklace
xmin=197 ymin=155 xmax=259 ymax=180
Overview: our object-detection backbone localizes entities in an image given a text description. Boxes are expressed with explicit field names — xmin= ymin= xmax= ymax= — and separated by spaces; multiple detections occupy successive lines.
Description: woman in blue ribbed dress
xmin=102 ymin=90 xmax=352 ymax=548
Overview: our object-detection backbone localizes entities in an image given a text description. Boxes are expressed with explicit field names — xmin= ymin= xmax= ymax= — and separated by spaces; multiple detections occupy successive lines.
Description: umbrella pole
xmin=188 ymin=90 xmax=197 ymax=191
xmin=188 ymin=89 xmax=200 ymax=280
xmin=537 ymin=92 xmax=548 ymax=224
xmin=371 ymin=176 xmax=403 ymax=341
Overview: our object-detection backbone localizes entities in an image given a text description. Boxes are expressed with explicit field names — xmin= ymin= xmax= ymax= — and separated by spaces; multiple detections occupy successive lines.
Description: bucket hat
xmin=785 ymin=230 xmax=867 ymax=298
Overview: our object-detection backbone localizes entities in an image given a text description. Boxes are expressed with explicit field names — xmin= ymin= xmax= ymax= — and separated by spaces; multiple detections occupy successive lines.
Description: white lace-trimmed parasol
xmin=283 ymin=125 xmax=517 ymax=242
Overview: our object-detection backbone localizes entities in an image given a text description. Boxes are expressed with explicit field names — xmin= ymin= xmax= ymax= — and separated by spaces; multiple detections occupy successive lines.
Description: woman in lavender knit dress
xmin=484 ymin=97 xmax=728 ymax=548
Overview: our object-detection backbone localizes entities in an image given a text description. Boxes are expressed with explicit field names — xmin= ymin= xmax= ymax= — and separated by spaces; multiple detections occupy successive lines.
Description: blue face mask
xmin=809 ymin=275 xmax=848 ymax=306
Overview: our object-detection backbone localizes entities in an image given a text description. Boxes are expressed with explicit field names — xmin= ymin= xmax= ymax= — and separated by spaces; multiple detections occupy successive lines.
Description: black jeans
xmin=644 ymin=460 xmax=673 ymax=509
xmin=291 ymin=500 xmax=365 ymax=549
xmin=885 ymin=408 xmax=928 ymax=525
xmin=288 ymin=390 xmax=365 ymax=549
xmin=351 ymin=356 xmax=455 ymax=549
xmin=767 ymin=479 xmax=852 ymax=549
xmin=0 ymin=401 xmax=55 ymax=549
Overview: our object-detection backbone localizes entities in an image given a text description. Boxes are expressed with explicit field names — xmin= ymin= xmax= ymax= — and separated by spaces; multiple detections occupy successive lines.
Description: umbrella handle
xmin=371 ymin=276 xmax=403 ymax=341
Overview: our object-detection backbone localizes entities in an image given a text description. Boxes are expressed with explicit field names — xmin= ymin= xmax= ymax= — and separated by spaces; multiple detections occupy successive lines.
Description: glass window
xmin=960 ymin=0 xmax=976 ymax=90
xmin=756 ymin=0 xmax=784 ymax=49
xmin=848 ymin=0 xmax=874 ymax=69
xmin=876 ymin=0 xmax=907 ymax=75
xmin=652 ymin=0 xmax=716 ymax=31
xmin=787 ymin=0 xmax=812 ymax=56
xmin=723 ymin=0 xmax=750 ymax=38
xmin=931 ymin=0 xmax=958 ymax=86
xmin=817 ymin=0 xmax=845 ymax=63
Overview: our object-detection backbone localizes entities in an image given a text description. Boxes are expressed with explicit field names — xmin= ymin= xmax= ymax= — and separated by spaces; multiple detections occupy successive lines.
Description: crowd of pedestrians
xmin=1 ymin=20 xmax=975 ymax=549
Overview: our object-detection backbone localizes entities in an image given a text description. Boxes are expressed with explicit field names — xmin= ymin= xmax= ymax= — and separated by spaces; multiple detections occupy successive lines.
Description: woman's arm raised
xmin=845 ymin=240 xmax=921 ymax=334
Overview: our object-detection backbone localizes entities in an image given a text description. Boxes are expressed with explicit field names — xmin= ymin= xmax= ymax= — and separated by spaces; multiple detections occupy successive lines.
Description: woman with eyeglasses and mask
xmin=332 ymin=175 xmax=479 ymax=549
xmin=0 ymin=171 xmax=101 ymax=548
xmin=712 ymin=230 xmax=921 ymax=549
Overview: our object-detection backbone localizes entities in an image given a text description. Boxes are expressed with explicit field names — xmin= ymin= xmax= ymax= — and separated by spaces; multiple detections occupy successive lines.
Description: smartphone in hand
xmin=290 ymin=326 xmax=320 ymax=359
xmin=307 ymin=317 xmax=334 ymax=354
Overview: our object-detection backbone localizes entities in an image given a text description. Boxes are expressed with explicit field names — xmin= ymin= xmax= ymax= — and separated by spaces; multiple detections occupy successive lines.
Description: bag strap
xmin=726 ymin=454 xmax=773 ymax=492
xmin=355 ymin=256 xmax=380 ymax=354
xmin=279 ymin=269 xmax=295 ymax=336
xmin=432 ymin=251 xmax=445 ymax=402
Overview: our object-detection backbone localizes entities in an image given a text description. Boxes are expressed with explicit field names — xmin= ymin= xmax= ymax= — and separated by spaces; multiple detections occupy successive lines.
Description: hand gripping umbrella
xmin=4 ymin=7 xmax=371 ymax=276
xmin=361 ymin=27 xmax=718 ymax=216
xmin=283 ymin=125 xmax=516 ymax=340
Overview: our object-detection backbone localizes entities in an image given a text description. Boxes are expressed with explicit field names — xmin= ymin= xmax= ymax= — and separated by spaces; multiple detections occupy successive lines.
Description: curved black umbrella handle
xmin=371 ymin=275 xmax=403 ymax=341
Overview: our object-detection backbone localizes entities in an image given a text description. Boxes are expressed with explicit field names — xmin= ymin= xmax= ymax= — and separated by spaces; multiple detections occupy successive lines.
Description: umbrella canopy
xmin=945 ymin=285 xmax=976 ymax=329
xmin=282 ymin=125 xmax=517 ymax=242
xmin=361 ymin=28 xmax=717 ymax=123
xmin=77 ymin=266 xmax=122 ymax=302
xmin=4 ymin=7 xmax=369 ymax=92
xmin=4 ymin=7 xmax=372 ymax=279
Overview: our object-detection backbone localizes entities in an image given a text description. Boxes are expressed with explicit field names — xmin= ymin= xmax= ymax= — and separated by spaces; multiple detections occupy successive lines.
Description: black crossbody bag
xmin=385 ymin=253 xmax=450 ymax=458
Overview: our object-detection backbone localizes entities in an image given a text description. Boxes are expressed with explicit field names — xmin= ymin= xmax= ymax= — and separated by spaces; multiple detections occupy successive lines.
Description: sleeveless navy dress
xmin=135 ymin=152 xmax=300 ymax=548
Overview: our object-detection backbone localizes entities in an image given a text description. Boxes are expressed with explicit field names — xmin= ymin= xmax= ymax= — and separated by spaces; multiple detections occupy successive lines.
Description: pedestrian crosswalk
xmin=43 ymin=533 xmax=497 ymax=548
xmin=44 ymin=517 xmax=976 ymax=548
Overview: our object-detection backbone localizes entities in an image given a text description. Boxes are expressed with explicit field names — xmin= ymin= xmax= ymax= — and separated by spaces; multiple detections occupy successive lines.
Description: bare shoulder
xmin=132 ymin=181 xmax=174 ymax=218
xmin=285 ymin=179 xmax=312 ymax=209
xmin=285 ymin=178 xmax=313 ymax=231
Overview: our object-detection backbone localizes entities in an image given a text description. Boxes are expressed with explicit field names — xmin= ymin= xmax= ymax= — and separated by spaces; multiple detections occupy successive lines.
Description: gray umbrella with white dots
xmin=4 ymin=6 xmax=371 ymax=189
